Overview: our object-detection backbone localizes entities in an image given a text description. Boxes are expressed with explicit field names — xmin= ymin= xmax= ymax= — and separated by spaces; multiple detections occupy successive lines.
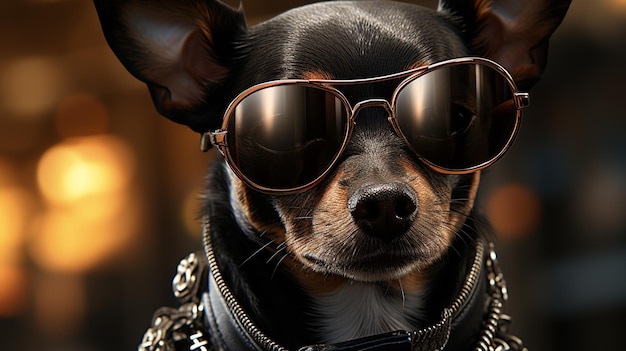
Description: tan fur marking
xmin=301 ymin=70 xmax=334 ymax=80
xmin=391 ymin=270 xmax=428 ymax=293
xmin=284 ymin=257 xmax=349 ymax=296
xmin=232 ymin=178 xmax=286 ymax=243
xmin=281 ymin=168 xmax=352 ymax=295
xmin=406 ymin=59 xmax=432 ymax=70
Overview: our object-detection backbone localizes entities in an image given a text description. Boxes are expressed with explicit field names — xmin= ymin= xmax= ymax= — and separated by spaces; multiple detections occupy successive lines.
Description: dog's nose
xmin=348 ymin=182 xmax=418 ymax=241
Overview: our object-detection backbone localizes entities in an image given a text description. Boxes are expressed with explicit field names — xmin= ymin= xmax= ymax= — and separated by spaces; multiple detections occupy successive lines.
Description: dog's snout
xmin=348 ymin=182 xmax=418 ymax=241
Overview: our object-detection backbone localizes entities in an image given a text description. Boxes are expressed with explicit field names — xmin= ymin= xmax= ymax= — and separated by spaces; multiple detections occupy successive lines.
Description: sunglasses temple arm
xmin=200 ymin=131 xmax=227 ymax=152
xmin=514 ymin=92 xmax=530 ymax=109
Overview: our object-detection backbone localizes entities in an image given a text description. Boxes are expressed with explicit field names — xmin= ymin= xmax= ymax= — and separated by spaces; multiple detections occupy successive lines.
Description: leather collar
xmin=138 ymin=221 xmax=526 ymax=351
xmin=202 ymin=220 xmax=495 ymax=351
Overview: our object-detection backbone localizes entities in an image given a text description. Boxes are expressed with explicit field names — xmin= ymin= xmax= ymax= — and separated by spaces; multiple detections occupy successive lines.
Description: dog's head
xmin=95 ymin=0 xmax=568 ymax=286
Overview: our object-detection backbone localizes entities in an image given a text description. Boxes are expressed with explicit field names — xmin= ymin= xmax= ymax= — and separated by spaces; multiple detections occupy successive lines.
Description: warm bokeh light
xmin=485 ymin=184 xmax=543 ymax=238
xmin=0 ymin=187 xmax=33 ymax=264
xmin=37 ymin=135 xmax=134 ymax=205
xmin=0 ymin=161 xmax=32 ymax=317
xmin=30 ymin=198 xmax=141 ymax=273
xmin=0 ymin=158 xmax=17 ymax=187
xmin=54 ymin=93 xmax=110 ymax=138
xmin=0 ymin=56 xmax=66 ymax=120
xmin=31 ymin=135 xmax=141 ymax=273
xmin=0 ymin=265 xmax=28 ymax=317
xmin=609 ymin=0 xmax=626 ymax=10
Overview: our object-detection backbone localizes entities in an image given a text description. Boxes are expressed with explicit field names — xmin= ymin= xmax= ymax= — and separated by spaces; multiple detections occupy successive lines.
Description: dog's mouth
xmin=285 ymin=224 xmax=448 ymax=283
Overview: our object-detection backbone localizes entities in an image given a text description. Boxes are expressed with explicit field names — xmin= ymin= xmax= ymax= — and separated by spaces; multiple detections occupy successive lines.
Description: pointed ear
xmin=93 ymin=0 xmax=247 ymax=132
xmin=438 ymin=0 xmax=570 ymax=90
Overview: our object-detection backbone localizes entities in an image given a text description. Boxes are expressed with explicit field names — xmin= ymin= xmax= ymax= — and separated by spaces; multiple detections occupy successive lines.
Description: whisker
xmin=398 ymin=279 xmax=406 ymax=310
xmin=271 ymin=252 xmax=290 ymax=279
xmin=294 ymin=216 xmax=314 ymax=220
xmin=239 ymin=240 xmax=276 ymax=268
xmin=267 ymin=242 xmax=287 ymax=263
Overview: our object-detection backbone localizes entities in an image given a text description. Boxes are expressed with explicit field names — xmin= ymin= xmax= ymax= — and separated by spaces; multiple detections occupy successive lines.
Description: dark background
xmin=0 ymin=0 xmax=625 ymax=350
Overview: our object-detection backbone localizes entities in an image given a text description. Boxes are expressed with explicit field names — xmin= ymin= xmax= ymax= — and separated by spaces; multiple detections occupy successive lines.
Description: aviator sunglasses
xmin=202 ymin=57 xmax=529 ymax=194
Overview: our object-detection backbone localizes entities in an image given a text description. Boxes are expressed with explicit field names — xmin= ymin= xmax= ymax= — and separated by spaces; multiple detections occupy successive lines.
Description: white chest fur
xmin=311 ymin=282 xmax=426 ymax=344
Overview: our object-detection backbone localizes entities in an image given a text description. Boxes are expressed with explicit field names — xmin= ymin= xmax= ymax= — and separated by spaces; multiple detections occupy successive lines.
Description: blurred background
xmin=0 ymin=0 xmax=624 ymax=350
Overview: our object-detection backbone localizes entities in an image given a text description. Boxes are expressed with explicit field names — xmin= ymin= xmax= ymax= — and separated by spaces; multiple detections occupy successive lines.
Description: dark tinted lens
xmin=225 ymin=84 xmax=349 ymax=190
xmin=395 ymin=63 xmax=517 ymax=170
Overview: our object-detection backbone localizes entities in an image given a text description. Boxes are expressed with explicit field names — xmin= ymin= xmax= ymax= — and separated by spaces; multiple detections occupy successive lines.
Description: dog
xmin=93 ymin=0 xmax=570 ymax=350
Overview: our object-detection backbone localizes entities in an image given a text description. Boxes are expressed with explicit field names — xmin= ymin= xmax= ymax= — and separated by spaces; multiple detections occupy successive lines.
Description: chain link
xmin=138 ymin=253 xmax=214 ymax=351
xmin=475 ymin=244 xmax=527 ymax=351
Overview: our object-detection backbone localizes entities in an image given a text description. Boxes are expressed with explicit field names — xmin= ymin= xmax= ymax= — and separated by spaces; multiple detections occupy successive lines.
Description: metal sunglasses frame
xmin=202 ymin=57 xmax=530 ymax=194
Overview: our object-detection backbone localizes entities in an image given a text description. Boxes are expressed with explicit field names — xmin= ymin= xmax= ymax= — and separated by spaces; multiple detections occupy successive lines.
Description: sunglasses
xmin=202 ymin=57 xmax=529 ymax=194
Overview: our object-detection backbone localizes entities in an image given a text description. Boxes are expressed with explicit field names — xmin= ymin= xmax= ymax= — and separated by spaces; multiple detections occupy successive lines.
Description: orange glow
xmin=0 ymin=265 xmax=28 ymax=317
xmin=0 ymin=158 xmax=17 ymax=187
xmin=54 ymin=93 xmax=110 ymax=138
xmin=485 ymin=184 xmax=543 ymax=238
xmin=30 ymin=199 xmax=140 ymax=273
xmin=0 ymin=56 xmax=66 ymax=120
xmin=182 ymin=188 xmax=203 ymax=238
xmin=0 ymin=161 xmax=30 ymax=316
xmin=32 ymin=135 xmax=141 ymax=273
xmin=0 ymin=187 xmax=33 ymax=264
xmin=609 ymin=0 xmax=626 ymax=10
xmin=37 ymin=135 xmax=134 ymax=205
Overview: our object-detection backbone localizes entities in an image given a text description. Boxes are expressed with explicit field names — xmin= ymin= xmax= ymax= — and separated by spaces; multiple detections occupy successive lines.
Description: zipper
xmin=202 ymin=214 xmax=495 ymax=351
xmin=203 ymin=215 xmax=287 ymax=351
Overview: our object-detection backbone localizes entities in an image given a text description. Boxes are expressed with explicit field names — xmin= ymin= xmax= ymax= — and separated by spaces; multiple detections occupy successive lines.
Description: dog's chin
xmin=329 ymin=266 xmax=419 ymax=283
xmin=299 ymin=250 xmax=433 ymax=283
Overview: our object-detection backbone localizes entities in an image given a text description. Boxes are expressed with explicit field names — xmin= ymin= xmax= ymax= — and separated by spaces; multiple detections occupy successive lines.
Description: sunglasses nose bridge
xmin=351 ymin=99 xmax=393 ymax=122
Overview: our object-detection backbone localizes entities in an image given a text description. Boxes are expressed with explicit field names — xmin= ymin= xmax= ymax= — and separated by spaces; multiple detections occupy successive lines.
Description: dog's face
xmin=95 ymin=0 xmax=569 ymax=286
xmin=226 ymin=2 xmax=481 ymax=284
